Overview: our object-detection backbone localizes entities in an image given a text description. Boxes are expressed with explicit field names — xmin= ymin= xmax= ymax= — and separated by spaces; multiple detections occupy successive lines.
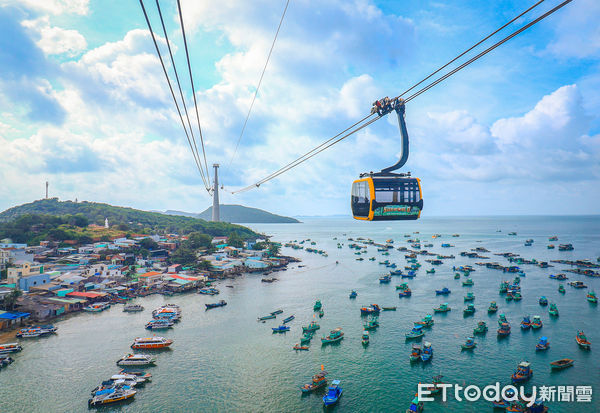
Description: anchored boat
xmin=550 ymin=358 xmax=574 ymax=370
xmin=536 ymin=336 xmax=550 ymax=351
xmin=321 ymin=328 xmax=344 ymax=344
xmin=205 ymin=300 xmax=227 ymax=309
xmin=434 ymin=303 xmax=451 ymax=313
xmin=116 ymin=354 xmax=155 ymax=366
xmin=576 ymin=331 xmax=591 ymax=349
xmin=511 ymin=361 xmax=532 ymax=383
xmin=131 ymin=337 xmax=173 ymax=350
xmin=300 ymin=369 xmax=327 ymax=392
xmin=461 ymin=336 xmax=476 ymax=350
xmin=473 ymin=321 xmax=488 ymax=335
xmin=322 ymin=380 xmax=343 ymax=406
xmin=88 ymin=388 xmax=136 ymax=407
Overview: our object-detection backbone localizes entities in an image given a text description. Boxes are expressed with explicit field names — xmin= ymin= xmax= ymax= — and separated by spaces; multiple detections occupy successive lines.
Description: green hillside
xmin=166 ymin=204 xmax=300 ymax=223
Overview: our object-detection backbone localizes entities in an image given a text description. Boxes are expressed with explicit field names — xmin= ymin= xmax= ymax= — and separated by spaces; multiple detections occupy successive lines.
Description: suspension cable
xmin=229 ymin=0 xmax=572 ymax=194
xmin=139 ymin=0 xmax=209 ymax=189
xmin=228 ymin=0 xmax=291 ymax=168
xmin=177 ymin=0 xmax=212 ymax=185
xmin=155 ymin=0 xmax=210 ymax=191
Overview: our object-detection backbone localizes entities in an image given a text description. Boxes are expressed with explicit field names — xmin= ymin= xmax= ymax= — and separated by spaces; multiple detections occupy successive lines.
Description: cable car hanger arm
xmin=369 ymin=97 xmax=409 ymax=175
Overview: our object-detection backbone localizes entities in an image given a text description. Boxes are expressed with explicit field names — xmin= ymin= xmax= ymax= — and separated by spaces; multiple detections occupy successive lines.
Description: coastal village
xmin=0 ymin=220 xmax=290 ymax=332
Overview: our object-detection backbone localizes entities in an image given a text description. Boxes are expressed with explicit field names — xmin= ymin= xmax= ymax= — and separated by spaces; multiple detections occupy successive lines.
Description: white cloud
xmin=546 ymin=0 xmax=600 ymax=59
xmin=9 ymin=0 xmax=89 ymax=16
xmin=22 ymin=16 xmax=87 ymax=56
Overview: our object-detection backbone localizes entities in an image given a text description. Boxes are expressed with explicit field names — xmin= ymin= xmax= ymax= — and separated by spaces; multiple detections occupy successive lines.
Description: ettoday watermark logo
xmin=417 ymin=383 xmax=593 ymax=406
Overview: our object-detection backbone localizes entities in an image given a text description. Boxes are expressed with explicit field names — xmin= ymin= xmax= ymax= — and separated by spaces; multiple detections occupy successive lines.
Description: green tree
xmin=268 ymin=243 xmax=280 ymax=256
xmin=197 ymin=260 xmax=213 ymax=271
xmin=139 ymin=237 xmax=159 ymax=250
xmin=227 ymin=232 xmax=244 ymax=248
xmin=3 ymin=289 xmax=22 ymax=311
xmin=170 ymin=247 xmax=197 ymax=266
xmin=185 ymin=232 xmax=212 ymax=249
xmin=252 ymin=241 xmax=267 ymax=250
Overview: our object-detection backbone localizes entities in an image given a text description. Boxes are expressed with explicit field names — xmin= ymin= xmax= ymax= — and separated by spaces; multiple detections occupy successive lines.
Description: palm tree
xmin=3 ymin=289 xmax=22 ymax=311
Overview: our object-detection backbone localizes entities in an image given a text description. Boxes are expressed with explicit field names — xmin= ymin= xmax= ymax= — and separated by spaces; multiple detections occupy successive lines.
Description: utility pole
xmin=212 ymin=164 xmax=220 ymax=222
xmin=45 ymin=181 xmax=48 ymax=199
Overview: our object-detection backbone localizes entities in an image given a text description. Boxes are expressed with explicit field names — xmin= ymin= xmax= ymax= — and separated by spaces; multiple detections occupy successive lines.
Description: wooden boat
xmin=283 ymin=315 xmax=295 ymax=324
xmin=462 ymin=279 xmax=474 ymax=287
xmin=258 ymin=314 xmax=276 ymax=321
xmin=322 ymin=380 xmax=342 ymax=406
xmin=379 ymin=275 xmax=392 ymax=283
xmin=272 ymin=325 xmax=290 ymax=333
xmin=123 ymin=304 xmax=144 ymax=312
xmin=549 ymin=236 xmax=558 ymax=241
xmin=538 ymin=296 xmax=548 ymax=306
xmin=463 ymin=304 xmax=475 ymax=316
xmin=409 ymin=344 xmax=421 ymax=362
xmin=361 ymin=331 xmax=369 ymax=346
xmin=586 ymin=291 xmax=598 ymax=303
xmin=454 ymin=273 xmax=460 ymax=279
xmin=550 ymin=358 xmax=574 ymax=370
xmin=511 ymin=361 xmax=532 ymax=383
xmin=520 ymin=316 xmax=531 ymax=330
xmin=405 ymin=396 xmax=424 ymax=413
xmin=558 ymin=285 xmax=566 ymax=294
xmin=363 ymin=317 xmax=380 ymax=330
xmin=498 ymin=314 xmax=508 ymax=325
xmin=205 ymin=300 xmax=227 ymax=309
xmin=531 ymin=316 xmax=543 ymax=329
xmin=435 ymin=287 xmax=451 ymax=295
xmin=576 ymin=330 xmax=591 ymax=349
xmin=405 ymin=326 xmax=425 ymax=340
xmin=414 ymin=314 xmax=434 ymax=327
xmin=131 ymin=337 xmax=173 ymax=350
xmin=88 ymin=388 xmax=136 ymax=406
xmin=396 ymin=283 xmax=410 ymax=290
xmin=302 ymin=321 xmax=320 ymax=332
xmin=313 ymin=300 xmax=322 ymax=311
xmin=198 ymin=287 xmax=219 ymax=295
xmin=116 ymin=354 xmax=155 ymax=366
xmin=464 ymin=292 xmax=475 ymax=302
xmin=547 ymin=244 xmax=555 ymax=249
xmin=360 ymin=304 xmax=381 ymax=315
xmin=548 ymin=303 xmax=559 ymax=317
xmin=382 ymin=306 xmax=397 ymax=311
xmin=426 ymin=268 xmax=435 ymax=274
xmin=398 ymin=289 xmax=412 ymax=297
xmin=536 ymin=336 xmax=550 ymax=351
xmin=473 ymin=321 xmax=488 ymax=335
xmin=349 ymin=290 xmax=357 ymax=299
xmin=321 ymin=328 xmax=344 ymax=344
xmin=461 ymin=336 xmax=476 ymax=350
xmin=300 ymin=332 xmax=314 ymax=344
xmin=0 ymin=356 xmax=13 ymax=368
xmin=488 ymin=302 xmax=498 ymax=313
xmin=300 ymin=370 xmax=327 ymax=392
xmin=558 ymin=243 xmax=574 ymax=251
xmin=270 ymin=310 xmax=283 ymax=315
xmin=420 ymin=342 xmax=433 ymax=362
xmin=293 ymin=344 xmax=309 ymax=351
xmin=497 ymin=322 xmax=511 ymax=336
xmin=434 ymin=303 xmax=450 ymax=313
xmin=318 ymin=309 xmax=324 ymax=318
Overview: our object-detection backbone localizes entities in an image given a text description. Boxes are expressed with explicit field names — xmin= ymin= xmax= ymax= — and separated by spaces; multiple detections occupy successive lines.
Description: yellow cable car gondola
xmin=351 ymin=98 xmax=423 ymax=221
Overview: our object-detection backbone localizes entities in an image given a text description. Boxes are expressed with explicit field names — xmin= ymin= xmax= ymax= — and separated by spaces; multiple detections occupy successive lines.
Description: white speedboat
xmin=116 ymin=354 xmax=156 ymax=366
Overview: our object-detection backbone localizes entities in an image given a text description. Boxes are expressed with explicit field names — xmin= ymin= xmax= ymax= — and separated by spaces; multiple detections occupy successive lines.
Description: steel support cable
xmin=139 ymin=0 xmax=209 ymax=188
xmin=177 ymin=0 xmax=211 ymax=183
xmin=155 ymin=0 xmax=210 ymax=191
xmin=401 ymin=0 xmax=573 ymax=103
xmin=228 ymin=113 xmax=377 ymax=194
xmin=228 ymin=0 xmax=291 ymax=168
xmin=395 ymin=0 xmax=546 ymax=100
xmin=230 ymin=0 xmax=573 ymax=194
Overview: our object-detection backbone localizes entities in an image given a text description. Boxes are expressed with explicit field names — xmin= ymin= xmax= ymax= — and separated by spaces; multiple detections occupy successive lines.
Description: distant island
xmin=165 ymin=204 xmax=300 ymax=224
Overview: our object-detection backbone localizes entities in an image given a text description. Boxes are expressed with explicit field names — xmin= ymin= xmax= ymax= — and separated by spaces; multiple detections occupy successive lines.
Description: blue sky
xmin=0 ymin=0 xmax=598 ymax=217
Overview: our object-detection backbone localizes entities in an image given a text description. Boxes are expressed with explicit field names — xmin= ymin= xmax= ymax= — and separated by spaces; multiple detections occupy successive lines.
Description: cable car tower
xmin=212 ymin=164 xmax=220 ymax=222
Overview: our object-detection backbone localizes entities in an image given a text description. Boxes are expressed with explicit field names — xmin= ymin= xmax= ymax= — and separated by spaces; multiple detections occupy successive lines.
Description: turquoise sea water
xmin=1 ymin=216 xmax=599 ymax=412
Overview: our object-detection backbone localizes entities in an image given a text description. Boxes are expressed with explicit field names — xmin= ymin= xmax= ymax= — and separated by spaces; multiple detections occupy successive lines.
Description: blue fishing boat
xmin=272 ymin=325 xmax=290 ymax=333
xmin=538 ymin=296 xmax=548 ymax=306
xmin=531 ymin=315 xmax=543 ymax=329
xmin=405 ymin=325 xmax=425 ymax=340
xmin=379 ymin=275 xmax=392 ymax=284
xmin=435 ymin=287 xmax=451 ymax=295
xmin=461 ymin=336 xmax=476 ymax=350
xmin=360 ymin=304 xmax=381 ymax=315
xmin=349 ymin=290 xmax=357 ymax=299
xmin=536 ymin=336 xmax=550 ymax=351
xmin=322 ymin=380 xmax=342 ymax=406
xmin=258 ymin=314 xmax=276 ymax=321
xmin=511 ymin=361 xmax=533 ymax=383
xmin=205 ymin=300 xmax=227 ymax=309
xmin=520 ymin=316 xmax=531 ymax=330
xmin=389 ymin=270 xmax=403 ymax=276
xmin=398 ymin=289 xmax=412 ymax=297
xmin=406 ymin=395 xmax=424 ymax=412
xmin=402 ymin=271 xmax=416 ymax=278
xmin=283 ymin=315 xmax=295 ymax=324
xmin=420 ymin=342 xmax=433 ymax=362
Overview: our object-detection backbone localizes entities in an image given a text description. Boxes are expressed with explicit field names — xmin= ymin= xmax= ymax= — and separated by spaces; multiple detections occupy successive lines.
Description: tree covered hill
xmin=0 ymin=198 xmax=259 ymax=245
xmin=165 ymin=204 xmax=300 ymax=223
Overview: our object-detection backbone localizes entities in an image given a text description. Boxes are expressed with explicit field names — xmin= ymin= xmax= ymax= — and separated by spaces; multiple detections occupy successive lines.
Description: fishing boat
xmin=401 ymin=271 xmax=416 ymax=278
xmin=382 ymin=306 xmax=397 ymax=311
xmin=454 ymin=273 xmax=460 ymax=279
xmin=461 ymin=336 xmax=476 ymax=350
xmin=258 ymin=314 xmax=276 ymax=321
xmin=464 ymin=292 xmax=475 ymax=302
xmin=116 ymin=354 xmax=155 ymax=366
xmin=420 ymin=342 xmax=433 ymax=362
xmin=538 ymin=296 xmax=548 ymax=306
xmin=548 ymin=303 xmax=559 ymax=317
xmin=497 ymin=313 xmax=507 ymax=325
xmin=318 ymin=309 xmax=324 ymax=318
xmin=498 ymin=322 xmax=511 ymax=336
xmin=361 ymin=331 xmax=370 ymax=346
xmin=0 ymin=356 xmax=13 ymax=368
xmin=363 ymin=317 xmax=380 ymax=330
xmin=558 ymin=284 xmax=566 ymax=294
xmin=283 ymin=315 xmax=295 ymax=324
xmin=88 ymin=388 xmax=136 ymax=407
xmin=313 ymin=300 xmax=322 ymax=311
xmin=0 ymin=343 xmax=22 ymax=354
xmin=293 ymin=344 xmax=309 ymax=351
xmin=435 ymin=287 xmax=451 ymax=295
xmin=406 ymin=395 xmax=424 ymax=413
xmin=300 ymin=332 xmax=314 ymax=344
xmin=398 ymin=288 xmax=412 ymax=297
xmin=83 ymin=302 xmax=111 ymax=312
xmin=558 ymin=243 xmax=574 ymax=251
xmin=197 ymin=287 xmax=219 ymax=295
xmin=271 ymin=309 xmax=283 ymax=315
xmin=321 ymin=328 xmax=344 ymax=344
xmin=360 ymin=304 xmax=381 ymax=315
xmin=550 ymin=358 xmax=574 ymax=370
xmin=473 ymin=321 xmax=488 ymax=335
xmin=390 ymin=269 xmax=403 ymax=275
xmin=531 ymin=316 xmax=543 ymax=329
xmin=123 ymin=304 xmax=144 ymax=312
xmin=536 ymin=336 xmax=550 ymax=351
xmin=576 ymin=330 xmax=591 ymax=349
xmin=379 ymin=275 xmax=392 ymax=284
xmin=272 ymin=325 xmax=290 ymax=333
xmin=322 ymin=380 xmax=343 ymax=406
xmin=396 ymin=283 xmax=410 ymax=290
xmin=205 ymin=300 xmax=227 ymax=309
xmin=586 ymin=291 xmax=598 ymax=303
xmin=499 ymin=282 xmax=508 ymax=294
xmin=434 ymin=303 xmax=451 ymax=313
xmin=547 ymin=244 xmax=555 ymax=249
xmin=463 ymin=303 xmax=475 ymax=316
xmin=549 ymin=236 xmax=558 ymax=241
xmin=462 ymin=279 xmax=474 ymax=287
xmin=405 ymin=325 xmax=425 ymax=340
xmin=511 ymin=361 xmax=532 ymax=383
xmin=414 ymin=314 xmax=434 ymax=328
xmin=145 ymin=319 xmax=173 ymax=330
xmin=488 ymin=301 xmax=498 ymax=313
xmin=300 ymin=370 xmax=328 ymax=392
xmin=15 ymin=325 xmax=57 ymax=338
xmin=302 ymin=321 xmax=320 ymax=333
xmin=131 ymin=336 xmax=173 ymax=350
xmin=520 ymin=316 xmax=531 ymax=330
xmin=512 ymin=291 xmax=522 ymax=301
xmin=349 ymin=290 xmax=357 ymax=299
xmin=426 ymin=268 xmax=435 ymax=274
xmin=409 ymin=344 xmax=421 ymax=362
